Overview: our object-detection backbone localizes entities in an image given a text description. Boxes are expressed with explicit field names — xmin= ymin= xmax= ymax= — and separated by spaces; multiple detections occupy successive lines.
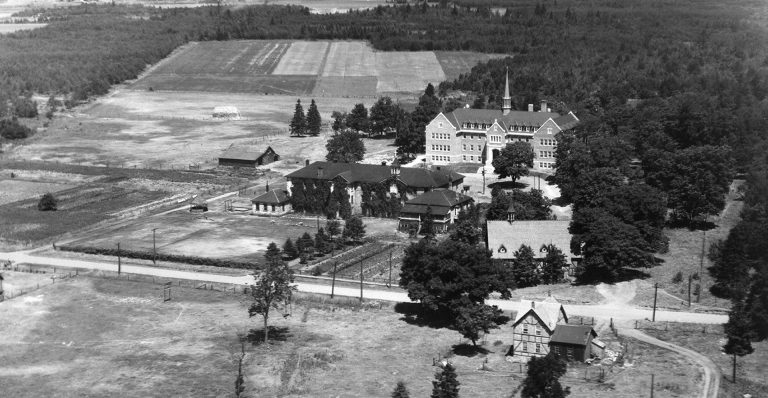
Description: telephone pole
xmin=388 ymin=250 xmax=393 ymax=288
xmin=652 ymin=283 xmax=658 ymax=322
xmin=359 ymin=258 xmax=364 ymax=302
xmin=116 ymin=242 xmax=122 ymax=275
xmin=331 ymin=261 xmax=337 ymax=299
xmin=152 ymin=228 xmax=158 ymax=265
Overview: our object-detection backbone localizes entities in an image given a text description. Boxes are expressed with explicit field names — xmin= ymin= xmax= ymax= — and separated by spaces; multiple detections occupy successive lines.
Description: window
xmin=463 ymin=144 xmax=467 ymax=151
xmin=498 ymin=245 xmax=506 ymax=253
xmin=547 ymin=127 xmax=552 ymax=134
xmin=539 ymin=162 xmax=543 ymax=168
xmin=567 ymin=348 xmax=574 ymax=360
xmin=439 ymin=122 xmax=443 ymax=128
xmin=535 ymin=343 xmax=541 ymax=353
xmin=535 ymin=327 xmax=541 ymax=336
xmin=522 ymin=342 xmax=528 ymax=352
xmin=523 ymin=324 xmax=529 ymax=334
xmin=554 ymin=346 xmax=561 ymax=355
xmin=470 ymin=145 xmax=474 ymax=151
xmin=463 ymin=155 xmax=466 ymax=161
xmin=470 ymin=156 xmax=474 ymax=161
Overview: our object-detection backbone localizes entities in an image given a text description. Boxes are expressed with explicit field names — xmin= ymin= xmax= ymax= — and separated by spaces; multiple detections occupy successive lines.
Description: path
xmin=619 ymin=328 xmax=720 ymax=398
xmin=0 ymin=251 xmax=728 ymax=324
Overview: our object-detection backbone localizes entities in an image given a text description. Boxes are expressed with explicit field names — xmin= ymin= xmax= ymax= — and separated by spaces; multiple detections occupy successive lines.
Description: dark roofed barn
xmin=548 ymin=325 xmax=598 ymax=362
xmin=218 ymin=146 xmax=279 ymax=168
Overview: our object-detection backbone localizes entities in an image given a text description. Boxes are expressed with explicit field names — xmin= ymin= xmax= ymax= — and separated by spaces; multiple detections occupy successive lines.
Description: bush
xmin=671 ymin=271 xmax=683 ymax=284
xmin=0 ymin=118 xmax=32 ymax=139
xmin=57 ymin=245 xmax=256 ymax=269
xmin=13 ymin=97 xmax=38 ymax=118
xmin=37 ymin=193 xmax=58 ymax=211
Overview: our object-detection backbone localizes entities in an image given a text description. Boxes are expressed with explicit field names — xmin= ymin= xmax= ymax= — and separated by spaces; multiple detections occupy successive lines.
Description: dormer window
xmin=439 ymin=122 xmax=443 ymax=128
xmin=547 ymin=127 xmax=552 ymax=134
xmin=498 ymin=245 xmax=507 ymax=253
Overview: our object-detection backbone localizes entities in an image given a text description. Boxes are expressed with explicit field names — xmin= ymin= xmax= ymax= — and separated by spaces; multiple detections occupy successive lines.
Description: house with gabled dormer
xmin=508 ymin=297 xmax=568 ymax=358
xmin=424 ymin=72 xmax=579 ymax=171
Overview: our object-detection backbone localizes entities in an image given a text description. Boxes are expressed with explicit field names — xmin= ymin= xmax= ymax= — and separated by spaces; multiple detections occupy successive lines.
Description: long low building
xmin=398 ymin=189 xmax=474 ymax=234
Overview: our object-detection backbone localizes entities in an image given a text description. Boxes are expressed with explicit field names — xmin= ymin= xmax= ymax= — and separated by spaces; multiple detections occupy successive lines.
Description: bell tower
xmin=502 ymin=68 xmax=512 ymax=116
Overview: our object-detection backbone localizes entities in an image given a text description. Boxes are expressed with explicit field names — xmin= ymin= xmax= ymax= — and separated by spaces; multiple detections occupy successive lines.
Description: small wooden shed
xmin=548 ymin=325 xmax=598 ymax=362
xmin=218 ymin=146 xmax=279 ymax=168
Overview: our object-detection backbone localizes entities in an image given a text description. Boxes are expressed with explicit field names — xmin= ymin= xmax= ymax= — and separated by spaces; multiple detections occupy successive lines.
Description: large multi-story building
xmin=424 ymin=74 xmax=579 ymax=171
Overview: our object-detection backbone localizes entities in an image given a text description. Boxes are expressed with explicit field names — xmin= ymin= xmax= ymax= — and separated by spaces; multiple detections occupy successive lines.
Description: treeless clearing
xmin=375 ymin=51 xmax=446 ymax=94
xmin=0 ymin=180 xmax=74 ymax=206
xmin=272 ymin=40 xmax=330 ymax=75
xmin=435 ymin=51 xmax=508 ymax=81
xmin=0 ymin=23 xmax=46 ymax=33
xmin=320 ymin=41 xmax=377 ymax=77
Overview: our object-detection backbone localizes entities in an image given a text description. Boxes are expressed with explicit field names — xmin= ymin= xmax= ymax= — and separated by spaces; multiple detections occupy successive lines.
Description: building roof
xmin=252 ymin=189 xmax=290 ymax=205
xmin=286 ymin=161 xmax=464 ymax=189
xmin=219 ymin=146 xmax=274 ymax=162
xmin=445 ymin=108 xmax=562 ymax=130
xmin=512 ymin=297 xmax=566 ymax=333
xmin=553 ymin=112 xmax=580 ymax=130
xmin=550 ymin=325 xmax=597 ymax=346
xmin=486 ymin=220 xmax=576 ymax=260
xmin=400 ymin=190 xmax=473 ymax=216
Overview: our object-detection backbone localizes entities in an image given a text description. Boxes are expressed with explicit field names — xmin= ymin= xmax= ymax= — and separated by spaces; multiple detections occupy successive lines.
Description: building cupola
xmin=390 ymin=160 xmax=401 ymax=176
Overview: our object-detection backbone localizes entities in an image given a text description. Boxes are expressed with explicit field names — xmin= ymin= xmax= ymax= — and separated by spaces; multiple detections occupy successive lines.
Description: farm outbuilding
xmin=548 ymin=325 xmax=598 ymax=362
xmin=218 ymin=146 xmax=280 ymax=168
xmin=252 ymin=189 xmax=291 ymax=216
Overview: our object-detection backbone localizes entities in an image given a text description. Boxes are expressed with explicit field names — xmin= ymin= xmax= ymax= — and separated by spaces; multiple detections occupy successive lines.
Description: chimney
xmin=305 ymin=159 xmax=310 ymax=167
xmin=528 ymin=103 xmax=534 ymax=112
xmin=316 ymin=166 xmax=324 ymax=179
xmin=531 ymin=301 xmax=535 ymax=309
xmin=540 ymin=100 xmax=547 ymax=113
xmin=265 ymin=181 xmax=270 ymax=192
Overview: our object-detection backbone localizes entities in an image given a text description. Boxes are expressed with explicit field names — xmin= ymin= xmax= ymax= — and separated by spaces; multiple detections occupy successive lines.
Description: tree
xmin=540 ymin=244 xmax=567 ymax=285
xmin=745 ymin=266 xmax=768 ymax=340
xmin=0 ymin=118 xmax=31 ymax=140
xmin=723 ymin=299 xmax=754 ymax=383
xmin=448 ymin=218 xmax=480 ymax=245
xmin=391 ymin=381 xmax=410 ymax=398
xmin=492 ymin=142 xmax=534 ymax=182
xmin=297 ymin=232 xmax=315 ymax=258
xmin=369 ymin=96 xmax=398 ymax=137
xmin=666 ymin=145 xmax=733 ymax=223
xmin=453 ymin=301 xmax=503 ymax=346
xmin=37 ymin=193 xmax=58 ymax=211
xmin=521 ymin=354 xmax=570 ymax=398
xmin=400 ymin=239 xmax=512 ymax=315
xmin=306 ymin=99 xmax=322 ymax=136
xmin=248 ymin=242 xmax=296 ymax=344
xmin=421 ymin=206 xmax=435 ymax=238
xmin=282 ymin=238 xmax=298 ymax=260
xmin=347 ymin=103 xmax=370 ymax=134
xmin=290 ymin=99 xmax=306 ymax=136
xmin=342 ymin=215 xmax=366 ymax=243
xmin=394 ymin=114 xmax=424 ymax=162
xmin=314 ymin=227 xmax=330 ymax=254
xmin=326 ymin=219 xmax=341 ymax=238
xmin=331 ymin=111 xmax=347 ymax=132
xmin=326 ymin=129 xmax=366 ymax=163
xmin=431 ymin=362 xmax=459 ymax=398
xmin=513 ymin=244 xmax=540 ymax=288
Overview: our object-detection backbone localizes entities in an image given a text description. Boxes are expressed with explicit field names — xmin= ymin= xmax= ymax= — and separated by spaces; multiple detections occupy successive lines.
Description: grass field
xmin=0 ymin=277 xmax=701 ymax=397
xmin=646 ymin=324 xmax=768 ymax=398
xmin=0 ymin=23 xmax=46 ymax=33
xmin=0 ymin=180 xmax=74 ymax=206
xmin=434 ymin=51 xmax=509 ymax=81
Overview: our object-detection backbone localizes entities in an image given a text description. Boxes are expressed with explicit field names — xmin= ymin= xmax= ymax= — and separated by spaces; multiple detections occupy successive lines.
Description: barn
xmin=218 ymin=146 xmax=280 ymax=168
xmin=548 ymin=325 xmax=598 ymax=362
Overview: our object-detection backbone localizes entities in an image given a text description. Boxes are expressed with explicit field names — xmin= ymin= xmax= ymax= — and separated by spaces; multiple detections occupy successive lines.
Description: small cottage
xmin=398 ymin=189 xmax=474 ymax=234
xmin=218 ymin=146 xmax=280 ymax=168
xmin=509 ymin=297 xmax=568 ymax=358
xmin=252 ymin=189 xmax=291 ymax=216
xmin=548 ymin=325 xmax=598 ymax=362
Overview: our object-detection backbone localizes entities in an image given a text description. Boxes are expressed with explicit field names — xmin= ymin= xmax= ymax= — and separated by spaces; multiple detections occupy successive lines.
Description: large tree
xmin=453 ymin=300 xmax=504 ymax=346
xmin=289 ymin=99 xmax=306 ymax=137
xmin=326 ymin=129 xmax=365 ymax=163
xmin=369 ymin=96 xmax=399 ymax=137
xmin=342 ymin=215 xmax=366 ymax=244
xmin=512 ymin=244 xmax=540 ymax=288
xmin=492 ymin=141 xmax=534 ymax=182
xmin=521 ymin=354 xmax=570 ymax=398
xmin=346 ymin=103 xmax=370 ymax=134
xmin=540 ymin=244 xmax=567 ymax=285
xmin=430 ymin=363 xmax=459 ymax=398
xmin=306 ymin=99 xmax=322 ymax=136
xmin=391 ymin=381 xmax=410 ymax=398
xmin=248 ymin=242 xmax=296 ymax=344
xmin=486 ymin=189 xmax=552 ymax=221
xmin=394 ymin=114 xmax=424 ymax=162
xmin=723 ymin=299 xmax=755 ymax=383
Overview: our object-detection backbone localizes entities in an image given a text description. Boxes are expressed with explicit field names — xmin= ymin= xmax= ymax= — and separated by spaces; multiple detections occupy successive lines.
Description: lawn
xmin=645 ymin=324 xmax=768 ymax=398
xmin=0 ymin=277 xmax=703 ymax=397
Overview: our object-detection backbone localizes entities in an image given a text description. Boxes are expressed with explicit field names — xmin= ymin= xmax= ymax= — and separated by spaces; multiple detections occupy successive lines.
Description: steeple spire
xmin=502 ymin=67 xmax=511 ymax=115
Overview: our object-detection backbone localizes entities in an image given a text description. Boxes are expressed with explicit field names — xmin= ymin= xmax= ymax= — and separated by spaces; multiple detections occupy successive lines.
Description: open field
xmin=130 ymin=39 xmax=495 ymax=97
xmin=0 ymin=276 xmax=702 ymax=397
xmin=0 ymin=23 xmax=45 ymax=32
xmin=0 ymin=180 xmax=74 ymax=206
xmin=646 ymin=324 xmax=768 ymax=398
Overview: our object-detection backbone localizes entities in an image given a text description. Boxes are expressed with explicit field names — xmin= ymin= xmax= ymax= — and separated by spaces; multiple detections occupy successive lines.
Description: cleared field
xmin=150 ymin=41 xmax=290 ymax=76
xmin=313 ymin=76 xmax=378 ymax=97
xmin=435 ymin=51 xmax=509 ymax=81
xmin=375 ymin=51 xmax=446 ymax=93
xmin=0 ymin=277 xmax=692 ymax=397
xmin=133 ymin=74 xmax=317 ymax=95
xmin=0 ymin=23 xmax=46 ymax=33
xmin=320 ymin=41 xmax=377 ymax=76
xmin=272 ymin=41 xmax=330 ymax=75
xmin=0 ymin=180 xmax=74 ymax=206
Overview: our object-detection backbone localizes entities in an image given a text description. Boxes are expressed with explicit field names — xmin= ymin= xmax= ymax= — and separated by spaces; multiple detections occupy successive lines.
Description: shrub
xmin=13 ymin=97 xmax=38 ymax=118
xmin=37 ymin=193 xmax=58 ymax=211
xmin=671 ymin=271 xmax=683 ymax=284
xmin=0 ymin=118 xmax=32 ymax=139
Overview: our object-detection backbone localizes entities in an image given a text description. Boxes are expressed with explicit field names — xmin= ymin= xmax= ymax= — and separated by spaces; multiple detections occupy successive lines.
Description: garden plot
xmin=320 ymin=41 xmax=377 ymax=77
xmin=375 ymin=51 xmax=446 ymax=93
xmin=272 ymin=41 xmax=330 ymax=75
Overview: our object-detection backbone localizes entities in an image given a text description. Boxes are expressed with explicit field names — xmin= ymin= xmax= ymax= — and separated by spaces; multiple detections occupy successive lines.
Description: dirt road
xmin=620 ymin=328 xmax=721 ymax=398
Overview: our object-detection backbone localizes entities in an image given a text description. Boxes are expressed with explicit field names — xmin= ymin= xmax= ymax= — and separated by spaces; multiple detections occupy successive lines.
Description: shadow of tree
xmin=246 ymin=326 xmax=291 ymax=346
xmin=488 ymin=180 xmax=528 ymax=190
xmin=451 ymin=343 xmax=490 ymax=357
xmin=394 ymin=302 xmax=453 ymax=329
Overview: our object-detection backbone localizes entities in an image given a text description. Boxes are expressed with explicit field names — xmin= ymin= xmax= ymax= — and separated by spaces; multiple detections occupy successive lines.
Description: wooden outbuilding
xmin=218 ymin=146 xmax=279 ymax=168
xmin=548 ymin=325 xmax=598 ymax=362
xmin=252 ymin=189 xmax=291 ymax=216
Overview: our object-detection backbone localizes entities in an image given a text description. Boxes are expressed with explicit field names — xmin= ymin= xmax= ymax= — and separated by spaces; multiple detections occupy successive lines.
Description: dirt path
xmin=619 ymin=328 xmax=720 ymax=398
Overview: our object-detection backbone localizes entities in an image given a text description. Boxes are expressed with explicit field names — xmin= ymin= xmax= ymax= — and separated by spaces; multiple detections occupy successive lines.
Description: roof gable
xmin=550 ymin=325 xmax=597 ymax=346
xmin=252 ymin=189 xmax=290 ymax=204
xmin=286 ymin=162 xmax=464 ymax=189
xmin=430 ymin=112 xmax=457 ymax=129
xmin=219 ymin=146 xmax=276 ymax=161
xmin=512 ymin=298 xmax=566 ymax=333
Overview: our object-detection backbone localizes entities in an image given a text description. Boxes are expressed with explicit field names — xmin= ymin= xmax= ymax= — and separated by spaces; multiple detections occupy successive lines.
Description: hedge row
xmin=57 ymin=245 xmax=257 ymax=269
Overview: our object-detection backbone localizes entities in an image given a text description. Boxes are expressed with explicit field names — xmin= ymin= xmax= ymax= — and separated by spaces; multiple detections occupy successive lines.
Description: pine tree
xmin=37 ymin=192 xmax=58 ymax=211
xmin=315 ymin=227 xmax=329 ymax=254
xmin=513 ymin=244 xmax=540 ymax=288
xmin=342 ymin=215 xmax=366 ymax=244
xmin=745 ymin=268 xmax=768 ymax=340
xmin=290 ymin=99 xmax=306 ymax=136
xmin=282 ymin=238 xmax=298 ymax=260
xmin=421 ymin=206 xmax=435 ymax=238
xmin=540 ymin=244 xmax=567 ymax=284
xmin=431 ymin=363 xmax=460 ymax=398
xmin=306 ymin=99 xmax=322 ymax=136
xmin=724 ymin=299 xmax=755 ymax=383
xmin=391 ymin=381 xmax=410 ymax=398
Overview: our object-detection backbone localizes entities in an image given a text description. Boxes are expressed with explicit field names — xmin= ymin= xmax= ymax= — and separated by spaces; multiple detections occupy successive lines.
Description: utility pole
xmin=652 ymin=283 xmax=658 ymax=322
xmin=316 ymin=214 xmax=320 ymax=233
xmin=331 ymin=261 xmax=337 ymax=299
xmin=687 ymin=275 xmax=692 ymax=306
xmin=152 ymin=228 xmax=158 ymax=265
xmin=650 ymin=374 xmax=654 ymax=398
xmin=481 ymin=167 xmax=486 ymax=195
xmin=732 ymin=353 xmax=737 ymax=383
xmin=116 ymin=242 xmax=121 ymax=275
xmin=359 ymin=258 xmax=364 ymax=302
xmin=388 ymin=250 xmax=393 ymax=288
